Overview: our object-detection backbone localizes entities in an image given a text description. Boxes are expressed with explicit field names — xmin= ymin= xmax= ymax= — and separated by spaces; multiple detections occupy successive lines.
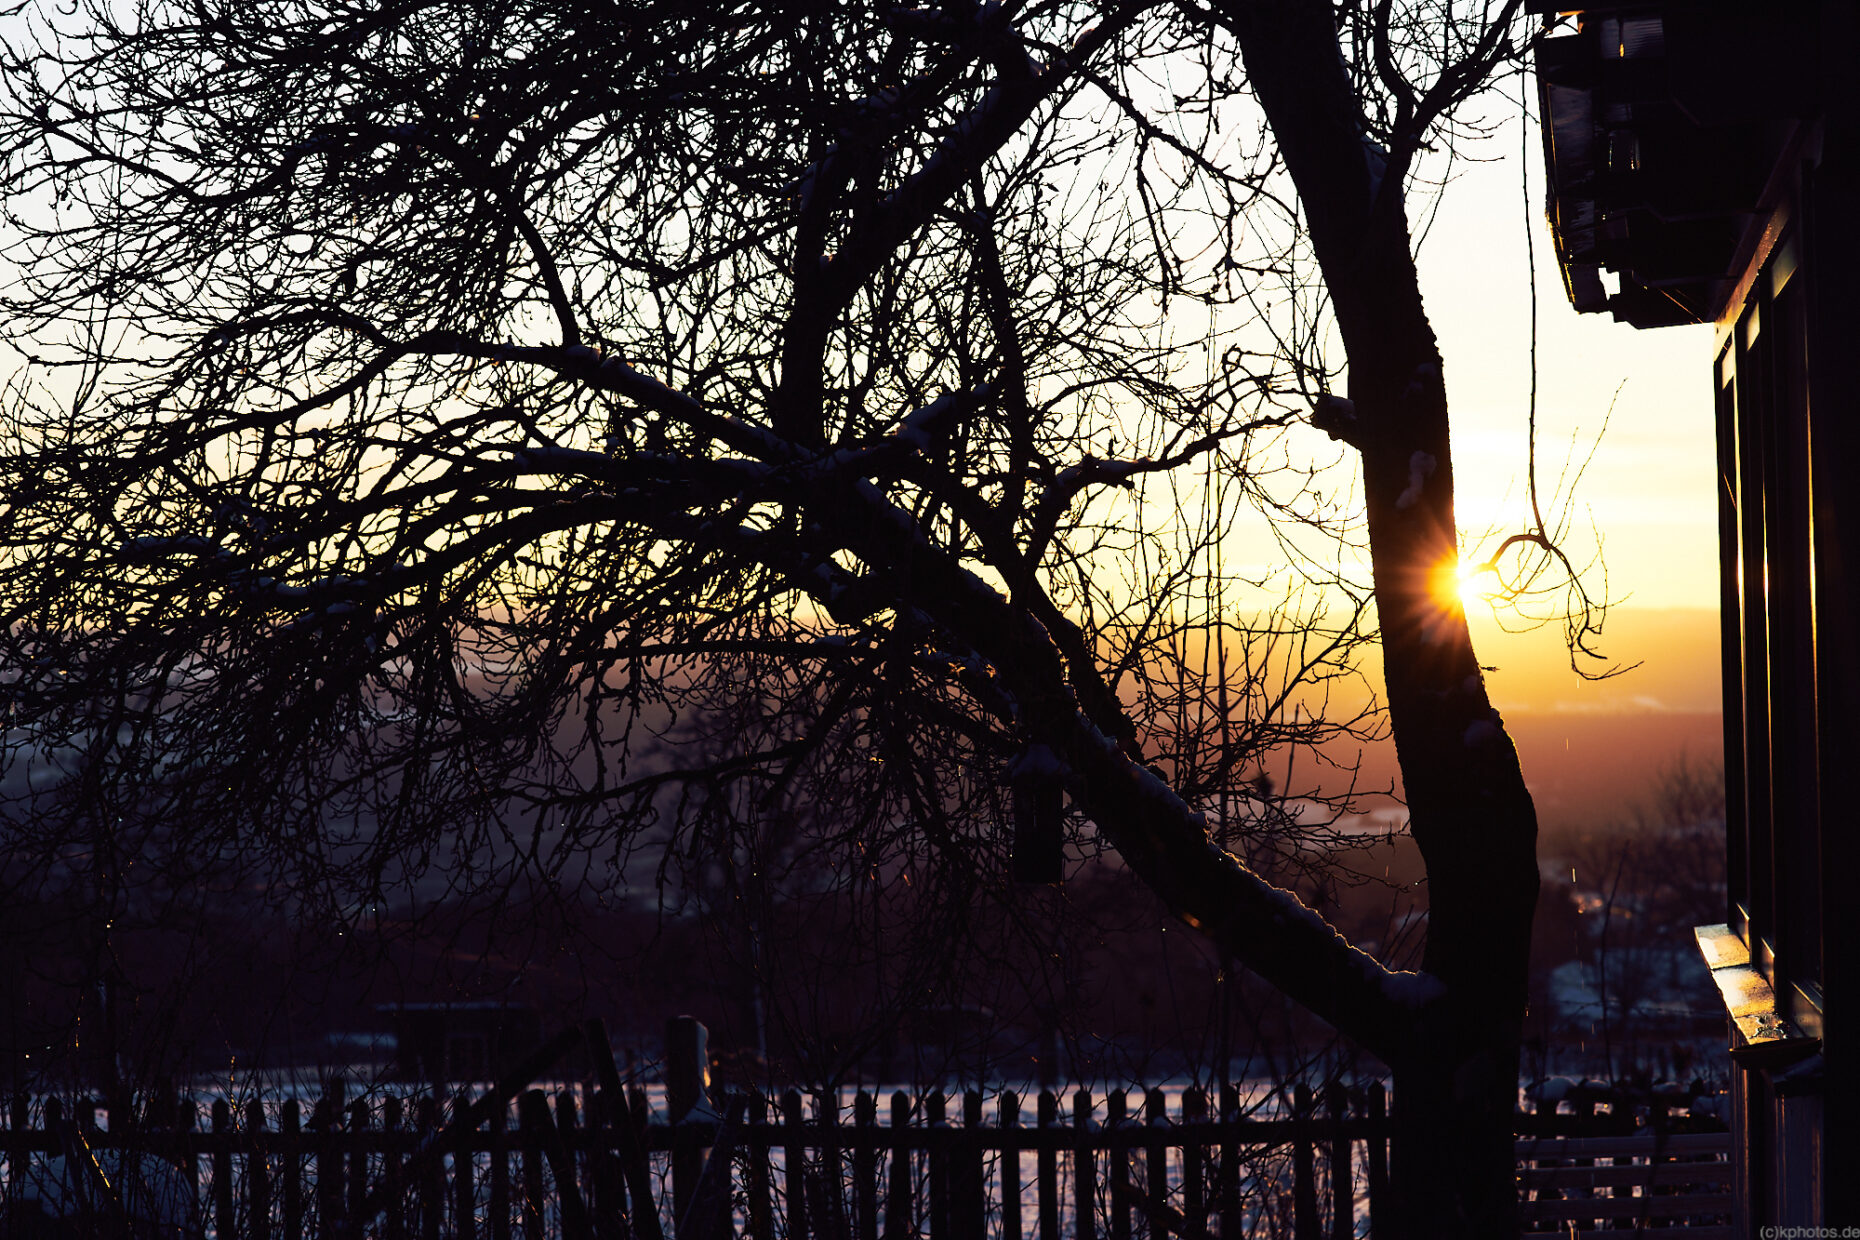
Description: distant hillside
xmin=1315 ymin=607 xmax=1723 ymax=833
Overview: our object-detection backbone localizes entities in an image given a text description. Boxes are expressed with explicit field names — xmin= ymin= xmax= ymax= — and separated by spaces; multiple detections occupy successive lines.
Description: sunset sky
xmin=1275 ymin=100 xmax=1733 ymax=828
xmin=1417 ymin=104 xmax=1721 ymax=719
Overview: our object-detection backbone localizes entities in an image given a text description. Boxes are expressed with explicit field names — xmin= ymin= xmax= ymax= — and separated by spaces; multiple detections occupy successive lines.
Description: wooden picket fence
xmin=1513 ymin=1089 xmax=1734 ymax=1236
xmin=1515 ymin=1130 xmax=1733 ymax=1236
xmin=1 ymin=1006 xmax=1737 ymax=1240
xmin=0 ymin=1080 xmax=1385 ymax=1240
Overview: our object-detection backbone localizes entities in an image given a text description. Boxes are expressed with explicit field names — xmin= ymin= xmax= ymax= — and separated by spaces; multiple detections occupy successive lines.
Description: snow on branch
xmin=118 ymin=536 xmax=234 ymax=564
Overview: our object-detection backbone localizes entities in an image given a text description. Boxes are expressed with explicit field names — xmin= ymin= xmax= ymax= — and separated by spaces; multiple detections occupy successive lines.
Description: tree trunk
xmin=1217 ymin=1 xmax=1542 ymax=1233
xmin=1362 ymin=350 xmax=1539 ymax=1236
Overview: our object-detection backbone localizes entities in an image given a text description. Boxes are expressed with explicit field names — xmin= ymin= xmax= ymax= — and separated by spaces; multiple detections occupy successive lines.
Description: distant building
xmin=1534 ymin=1 xmax=1857 ymax=1226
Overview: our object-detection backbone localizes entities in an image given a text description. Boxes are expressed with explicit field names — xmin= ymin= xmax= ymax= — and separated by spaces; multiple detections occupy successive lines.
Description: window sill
xmin=1693 ymin=923 xmax=1821 ymax=1071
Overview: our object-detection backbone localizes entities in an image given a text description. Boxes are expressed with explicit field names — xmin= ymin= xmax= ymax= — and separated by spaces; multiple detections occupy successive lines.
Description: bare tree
xmin=0 ymin=0 xmax=1552 ymax=1232
xmin=1554 ymin=756 xmax=1727 ymax=1080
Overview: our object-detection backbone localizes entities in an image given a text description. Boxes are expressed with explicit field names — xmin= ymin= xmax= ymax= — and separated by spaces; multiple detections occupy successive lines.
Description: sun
xmin=1434 ymin=555 xmax=1494 ymax=612
xmin=1458 ymin=558 xmax=1499 ymax=610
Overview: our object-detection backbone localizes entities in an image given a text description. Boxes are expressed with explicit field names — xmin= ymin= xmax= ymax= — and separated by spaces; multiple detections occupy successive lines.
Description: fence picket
xmin=8 ymin=1094 xmax=28 ymax=1210
xmin=520 ymin=1089 xmax=593 ymax=1240
xmin=884 ymin=1091 xmax=912 ymax=1240
xmin=521 ymin=1098 xmax=547 ymax=1240
xmin=961 ymin=1091 xmax=987 ymax=1240
xmin=419 ymin=1094 xmax=443 ymax=1240
xmin=1216 ymin=1084 xmax=1239 ymax=1238
xmin=491 ymin=1099 xmax=513 ymax=1240
xmin=1292 ymin=1083 xmax=1318 ymax=1240
xmin=558 ymin=1091 xmax=587 ymax=1239
xmin=1106 ymin=1090 xmax=1131 ymax=1240
xmin=622 ymin=1086 xmax=658 ymax=1240
xmin=1326 ymin=1081 xmax=1350 ymax=1240
xmin=172 ymin=1100 xmax=198 ymax=1234
xmin=384 ymin=1095 xmax=407 ymax=1240
xmin=316 ymin=1096 xmax=345 ymax=1239
xmin=1073 ymin=1090 xmax=1096 ymax=1240
xmin=587 ymin=1017 xmax=664 ymax=1240
xmin=1366 ymin=1083 xmax=1387 ymax=1235
xmin=998 ymin=1091 xmax=1021 ymax=1240
xmin=352 ymin=1097 xmax=373 ymax=1235
xmin=281 ymin=1099 xmax=305 ymax=1240
xmin=1036 ymin=1091 xmax=1058 ymax=1240
xmin=212 ymin=1098 xmax=235 ymax=1240
xmin=745 ymin=1093 xmax=774 ymax=1240
xmin=1145 ymin=1087 xmax=1168 ymax=1239
xmin=927 ymin=1091 xmax=949 ymax=1240
xmin=781 ymin=1090 xmax=809 ymax=1240
xmin=854 ymin=1090 xmax=878 ymax=1240
xmin=598 ymin=1088 xmax=640 ymax=1240
xmin=247 ymin=1098 xmax=272 ymax=1240
xmin=816 ymin=1091 xmax=847 ymax=1240
xmin=457 ymin=1089 xmax=480 ymax=1240
xmin=1180 ymin=1088 xmax=1206 ymax=1240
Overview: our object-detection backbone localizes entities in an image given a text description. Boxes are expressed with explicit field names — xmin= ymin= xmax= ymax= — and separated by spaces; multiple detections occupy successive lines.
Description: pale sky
xmin=0 ymin=19 xmax=1719 ymax=714
xmin=1415 ymin=105 xmax=1722 ymax=714
xmin=1420 ymin=108 xmax=1718 ymax=611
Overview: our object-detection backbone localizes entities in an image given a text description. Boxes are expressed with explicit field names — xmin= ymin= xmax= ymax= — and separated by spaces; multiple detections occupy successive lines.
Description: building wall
xmin=1714 ymin=23 xmax=1860 ymax=1215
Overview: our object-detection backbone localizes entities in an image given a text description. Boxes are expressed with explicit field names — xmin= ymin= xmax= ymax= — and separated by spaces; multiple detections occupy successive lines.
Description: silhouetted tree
xmin=0 ymin=0 xmax=1551 ymax=1232
xmin=1564 ymin=756 xmax=1727 ymax=1077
